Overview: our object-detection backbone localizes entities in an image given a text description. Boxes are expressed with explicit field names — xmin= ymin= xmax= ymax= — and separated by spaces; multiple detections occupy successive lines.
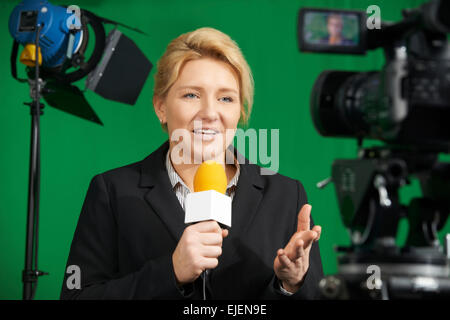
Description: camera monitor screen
xmin=298 ymin=8 xmax=367 ymax=54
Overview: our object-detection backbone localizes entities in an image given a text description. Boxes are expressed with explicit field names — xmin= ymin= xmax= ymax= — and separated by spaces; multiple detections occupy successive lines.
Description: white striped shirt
xmin=165 ymin=149 xmax=240 ymax=211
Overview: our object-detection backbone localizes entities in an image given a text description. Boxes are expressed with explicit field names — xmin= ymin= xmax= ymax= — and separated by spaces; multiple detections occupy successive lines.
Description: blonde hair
xmin=153 ymin=27 xmax=254 ymax=129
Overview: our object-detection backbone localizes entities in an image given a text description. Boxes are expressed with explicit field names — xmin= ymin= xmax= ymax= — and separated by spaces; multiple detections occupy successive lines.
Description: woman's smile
xmin=192 ymin=128 xmax=221 ymax=141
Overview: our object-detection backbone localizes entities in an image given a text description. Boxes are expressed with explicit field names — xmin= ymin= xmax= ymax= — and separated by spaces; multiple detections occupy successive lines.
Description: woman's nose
xmin=198 ymin=96 xmax=219 ymax=121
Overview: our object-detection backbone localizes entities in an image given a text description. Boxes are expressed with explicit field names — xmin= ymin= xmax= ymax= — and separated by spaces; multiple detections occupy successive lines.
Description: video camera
xmin=297 ymin=0 xmax=450 ymax=299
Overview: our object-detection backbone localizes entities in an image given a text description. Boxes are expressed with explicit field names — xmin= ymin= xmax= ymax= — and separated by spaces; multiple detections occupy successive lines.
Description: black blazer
xmin=60 ymin=141 xmax=323 ymax=299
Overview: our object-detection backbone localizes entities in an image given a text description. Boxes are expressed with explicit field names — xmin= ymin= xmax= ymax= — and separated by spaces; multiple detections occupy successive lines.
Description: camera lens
xmin=310 ymin=71 xmax=356 ymax=137
xmin=310 ymin=70 xmax=379 ymax=139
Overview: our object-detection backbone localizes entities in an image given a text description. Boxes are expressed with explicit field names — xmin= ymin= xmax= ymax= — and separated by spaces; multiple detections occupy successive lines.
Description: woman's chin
xmin=191 ymin=145 xmax=224 ymax=162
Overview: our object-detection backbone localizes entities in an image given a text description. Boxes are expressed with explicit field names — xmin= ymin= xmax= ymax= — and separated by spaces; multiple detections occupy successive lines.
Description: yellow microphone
xmin=193 ymin=160 xmax=227 ymax=194
xmin=185 ymin=160 xmax=232 ymax=227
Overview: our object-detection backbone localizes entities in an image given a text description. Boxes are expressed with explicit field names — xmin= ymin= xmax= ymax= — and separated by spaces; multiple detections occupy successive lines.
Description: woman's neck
xmin=169 ymin=148 xmax=237 ymax=192
xmin=329 ymin=35 xmax=342 ymax=44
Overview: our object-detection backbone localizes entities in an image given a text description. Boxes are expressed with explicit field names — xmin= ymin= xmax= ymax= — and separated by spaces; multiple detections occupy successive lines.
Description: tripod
xmin=318 ymin=147 xmax=450 ymax=299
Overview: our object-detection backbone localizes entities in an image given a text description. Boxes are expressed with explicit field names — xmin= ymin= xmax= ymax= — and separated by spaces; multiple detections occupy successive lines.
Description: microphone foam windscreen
xmin=194 ymin=160 xmax=227 ymax=194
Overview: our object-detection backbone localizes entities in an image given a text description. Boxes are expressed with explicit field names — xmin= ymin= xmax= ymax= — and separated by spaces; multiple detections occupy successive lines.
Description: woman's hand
xmin=273 ymin=204 xmax=321 ymax=293
xmin=172 ymin=220 xmax=228 ymax=286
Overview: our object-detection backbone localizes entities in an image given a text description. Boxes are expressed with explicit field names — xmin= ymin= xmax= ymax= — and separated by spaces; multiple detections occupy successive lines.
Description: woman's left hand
xmin=273 ymin=204 xmax=321 ymax=294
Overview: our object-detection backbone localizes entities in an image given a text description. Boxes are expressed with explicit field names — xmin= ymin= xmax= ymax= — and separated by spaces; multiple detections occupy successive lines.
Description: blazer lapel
xmin=230 ymin=160 xmax=264 ymax=236
xmin=139 ymin=140 xmax=186 ymax=243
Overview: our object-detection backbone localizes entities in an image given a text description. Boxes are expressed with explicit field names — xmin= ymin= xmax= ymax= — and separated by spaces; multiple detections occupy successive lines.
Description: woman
xmin=61 ymin=27 xmax=323 ymax=299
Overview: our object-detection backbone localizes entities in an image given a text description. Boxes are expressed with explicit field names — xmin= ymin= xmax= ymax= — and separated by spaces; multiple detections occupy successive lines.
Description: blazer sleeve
xmin=60 ymin=174 xmax=193 ymax=300
xmin=260 ymin=180 xmax=324 ymax=300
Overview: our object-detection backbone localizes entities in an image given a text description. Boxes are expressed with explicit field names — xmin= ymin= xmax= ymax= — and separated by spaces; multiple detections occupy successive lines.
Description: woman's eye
xmin=183 ymin=93 xmax=198 ymax=99
xmin=219 ymin=96 xmax=233 ymax=103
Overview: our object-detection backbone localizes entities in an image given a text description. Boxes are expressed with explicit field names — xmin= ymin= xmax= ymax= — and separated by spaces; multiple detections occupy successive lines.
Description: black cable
xmin=203 ymin=271 xmax=206 ymax=300
xmin=10 ymin=40 xmax=27 ymax=83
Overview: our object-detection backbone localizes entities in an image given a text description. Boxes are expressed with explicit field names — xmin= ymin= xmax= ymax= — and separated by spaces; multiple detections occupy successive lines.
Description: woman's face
xmin=327 ymin=17 xmax=343 ymax=37
xmin=154 ymin=57 xmax=241 ymax=164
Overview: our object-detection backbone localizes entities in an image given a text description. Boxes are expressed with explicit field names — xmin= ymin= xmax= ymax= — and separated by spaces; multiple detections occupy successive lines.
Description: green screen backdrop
xmin=1 ymin=0 xmax=448 ymax=300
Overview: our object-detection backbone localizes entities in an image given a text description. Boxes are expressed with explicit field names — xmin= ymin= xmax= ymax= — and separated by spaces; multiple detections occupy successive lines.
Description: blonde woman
xmin=61 ymin=27 xmax=323 ymax=299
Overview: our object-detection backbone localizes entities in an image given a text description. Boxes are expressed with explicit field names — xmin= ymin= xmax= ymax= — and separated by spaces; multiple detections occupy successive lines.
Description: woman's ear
xmin=153 ymin=95 xmax=166 ymax=123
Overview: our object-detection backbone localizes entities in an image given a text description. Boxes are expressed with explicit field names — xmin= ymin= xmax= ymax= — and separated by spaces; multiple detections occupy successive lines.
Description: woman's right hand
xmin=172 ymin=220 xmax=228 ymax=286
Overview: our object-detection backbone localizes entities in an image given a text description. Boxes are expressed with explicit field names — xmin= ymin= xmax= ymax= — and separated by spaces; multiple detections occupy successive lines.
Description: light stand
xmin=22 ymin=23 xmax=48 ymax=300
xmin=9 ymin=3 xmax=152 ymax=299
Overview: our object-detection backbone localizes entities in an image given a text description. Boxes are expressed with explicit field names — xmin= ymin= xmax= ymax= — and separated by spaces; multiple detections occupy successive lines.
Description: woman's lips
xmin=192 ymin=129 xmax=220 ymax=141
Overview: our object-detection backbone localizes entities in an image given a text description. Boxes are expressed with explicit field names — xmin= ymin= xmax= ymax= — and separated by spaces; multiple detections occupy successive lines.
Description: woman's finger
xmin=222 ymin=229 xmax=229 ymax=238
xmin=296 ymin=204 xmax=312 ymax=233
xmin=284 ymin=229 xmax=316 ymax=261
xmin=296 ymin=242 xmax=305 ymax=260
xmin=277 ymin=249 xmax=293 ymax=269
xmin=202 ymin=257 xmax=219 ymax=270
xmin=289 ymin=238 xmax=304 ymax=261
xmin=299 ymin=230 xmax=317 ymax=249
xmin=312 ymin=225 xmax=321 ymax=241
xmin=193 ymin=220 xmax=222 ymax=233
xmin=200 ymin=232 xmax=223 ymax=245
xmin=202 ymin=244 xmax=222 ymax=257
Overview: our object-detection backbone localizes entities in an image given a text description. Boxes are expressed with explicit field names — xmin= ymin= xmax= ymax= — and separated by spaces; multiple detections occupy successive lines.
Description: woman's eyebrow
xmin=217 ymin=87 xmax=239 ymax=95
xmin=177 ymin=85 xmax=203 ymax=92
xmin=176 ymin=85 xmax=238 ymax=95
